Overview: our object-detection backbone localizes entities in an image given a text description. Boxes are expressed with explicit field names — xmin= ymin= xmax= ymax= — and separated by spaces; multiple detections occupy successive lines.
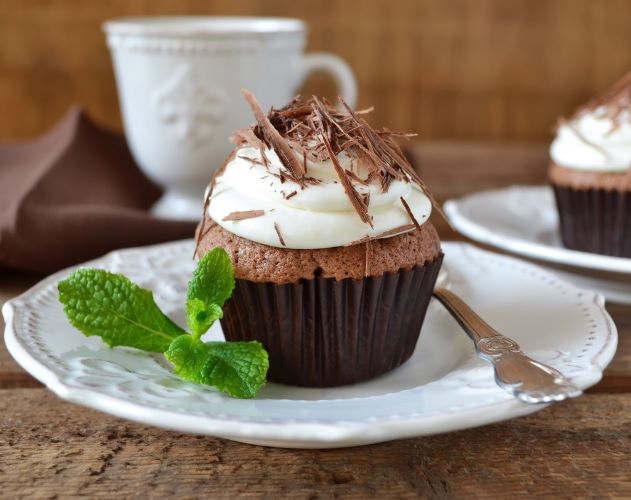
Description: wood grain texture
xmin=2 ymin=0 xmax=631 ymax=141
xmin=1 ymin=389 xmax=630 ymax=498
xmin=594 ymin=303 xmax=631 ymax=392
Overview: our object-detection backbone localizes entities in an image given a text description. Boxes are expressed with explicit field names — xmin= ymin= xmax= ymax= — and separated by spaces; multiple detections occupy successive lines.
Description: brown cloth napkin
xmin=0 ymin=106 xmax=196 ymax=273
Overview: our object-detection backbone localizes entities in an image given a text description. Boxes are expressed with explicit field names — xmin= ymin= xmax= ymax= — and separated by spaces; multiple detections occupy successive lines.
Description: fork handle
xmin=432 ymin=287 xmax=582 ymax=403
xmin=432 ymin=287 xmax=514 ymax=358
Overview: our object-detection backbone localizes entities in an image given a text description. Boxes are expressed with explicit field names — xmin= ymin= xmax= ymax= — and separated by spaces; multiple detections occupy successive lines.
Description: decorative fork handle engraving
xmin=477 ymin=336 xmax=521 ymax=356
xmin=432 ymin=287 xmax=582 ymax=403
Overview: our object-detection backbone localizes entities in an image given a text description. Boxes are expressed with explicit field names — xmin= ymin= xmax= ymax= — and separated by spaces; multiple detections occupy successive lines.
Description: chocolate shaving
xmin=346 ymin=224 xmax=417 ymax=246
xmin=569 ymin=71 xmax=631 ymax=132
xmin=222 ymin=210 xmax=265 ymax=221
xmin=373 ymin=224 xmax=417 ymax=239
xmin=231 ymin=128 xmax=267 ymax=161
xmin=238 ymin=155 xmax=265 ymax=166
xmin=193 ymin=184 xmax=214 ymax=258
xmin=322 ymin=133 xmax=373 ymax=226
xmin=346 ymin=168 xmax=369 ymax=185
xmin=346 ymin=235 xmax=371 ymax=246
xmin=285 ymin=190 xmax=298 ymax=200
xmin=400 ymin=196 xmax=422 ymax=231
xmin=241 ymin=89 xmax=305 ymax=183
xmin=193 ymin=219 xmax=217 ymax=261
xmin=232 ymin=89 xmax=446 ymax=224
xmin=274 ymin=222 xmax=286 ymax=246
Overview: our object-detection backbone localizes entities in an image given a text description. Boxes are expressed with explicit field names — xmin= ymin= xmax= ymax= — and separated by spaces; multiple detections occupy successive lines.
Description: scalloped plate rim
xmin=2 ymin=240 xmax=618 ymax=448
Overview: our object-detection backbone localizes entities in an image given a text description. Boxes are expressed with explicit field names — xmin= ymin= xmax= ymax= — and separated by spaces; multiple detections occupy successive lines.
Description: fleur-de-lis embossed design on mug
xmin=104 ymin=17 xmax=357 ymax=220
xmin=153 ymin=64 xmax=227 ymax=148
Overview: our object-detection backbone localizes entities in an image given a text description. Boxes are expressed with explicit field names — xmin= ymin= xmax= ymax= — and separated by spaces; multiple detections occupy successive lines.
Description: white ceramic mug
xmin=103 ymin=16 xmax=357 ymax=220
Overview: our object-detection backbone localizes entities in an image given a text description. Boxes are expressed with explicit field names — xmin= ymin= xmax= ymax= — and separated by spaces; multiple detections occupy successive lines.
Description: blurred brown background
xmin=1 ymin=0 xmax=630 ymax=142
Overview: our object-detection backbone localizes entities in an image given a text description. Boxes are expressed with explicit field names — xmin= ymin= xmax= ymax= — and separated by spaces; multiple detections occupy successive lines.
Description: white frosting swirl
xmin=207 ymin=146 xmax=432 ymax=249
xmin=550 ymin=107 xmax=631 ymax=172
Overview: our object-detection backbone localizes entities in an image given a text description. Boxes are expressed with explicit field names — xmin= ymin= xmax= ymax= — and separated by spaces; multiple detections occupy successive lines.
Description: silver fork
xmin=432 ymin=269 xmax=582 ymax=404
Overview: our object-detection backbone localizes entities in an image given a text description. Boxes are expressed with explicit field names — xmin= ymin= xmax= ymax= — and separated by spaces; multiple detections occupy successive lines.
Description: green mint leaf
xmin=165 ymin=335 xmax=268 ymax=399
xmin=186 ymin=247 xmax=235 ymax=339
xmin=58 ymin=269 xmax=185 ymax=353
xmin=186 ymin=298 xmax=223 ymax=336
xmin=58 ymin=248 xmax=266 ymax=399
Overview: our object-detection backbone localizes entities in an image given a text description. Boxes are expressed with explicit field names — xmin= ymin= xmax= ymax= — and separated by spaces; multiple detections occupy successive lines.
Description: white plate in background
xmin=444 ymin=185 xmax=631 ymax=304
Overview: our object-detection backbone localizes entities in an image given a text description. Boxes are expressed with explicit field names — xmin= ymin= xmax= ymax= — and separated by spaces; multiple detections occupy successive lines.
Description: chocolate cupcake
xmin=549 ymin=72 xmax=631 ymax=257
xmin=196 ymin=91 xmax=442 ymax=387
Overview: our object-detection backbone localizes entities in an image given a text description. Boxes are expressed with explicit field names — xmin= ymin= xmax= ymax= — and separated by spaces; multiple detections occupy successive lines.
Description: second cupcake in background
xmin=196 ymin=90 xmax=443 ymax=387
xmin=549 ymin=72 xmax=631 ymax=257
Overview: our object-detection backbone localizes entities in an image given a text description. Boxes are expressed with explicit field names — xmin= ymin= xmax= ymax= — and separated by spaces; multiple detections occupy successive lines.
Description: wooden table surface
xmin=2 ymin=142 xmax=630 ymax=498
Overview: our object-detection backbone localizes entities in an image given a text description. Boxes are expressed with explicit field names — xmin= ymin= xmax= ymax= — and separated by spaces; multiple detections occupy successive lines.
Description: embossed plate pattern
xmin=3 ymin=240 xmax=617 ymax=448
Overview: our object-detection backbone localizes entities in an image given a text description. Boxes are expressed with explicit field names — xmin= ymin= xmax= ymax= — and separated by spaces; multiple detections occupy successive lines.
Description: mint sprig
xmin=186 ymin=247 xmax=235 ymax=339
xmin=57 ymin=248 xmax=268 ymax=399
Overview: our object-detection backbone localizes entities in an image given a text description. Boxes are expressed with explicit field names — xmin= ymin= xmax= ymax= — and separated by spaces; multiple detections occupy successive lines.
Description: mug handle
xmin=300 ymin=53 xmax=358 ymax=108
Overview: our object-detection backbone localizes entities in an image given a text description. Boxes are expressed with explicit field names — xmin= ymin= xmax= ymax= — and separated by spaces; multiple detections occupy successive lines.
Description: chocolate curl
xmin=345 ymin=224 xmax=417 ymax=246
xmin=570 ymin=71 xmax=631 ymax=131
xmin=321 ymin=133 xmax=373 ymax=227
xmin=235 ymin=90 xmax=450 ymax=228
xmin=400 ymin=196 xmax=422 ymax=231
xmin=274 ymin=222 xmax=286 ymax=246
xmin=222 ymin=210 xmax=265 ymax=221
xmin=339 ymin=99 xmax=450 ymax=225
xmin=193 ymin=184 xmax=214 ymax=259
xmin=241 ymin=89 xmax=305 ymax=182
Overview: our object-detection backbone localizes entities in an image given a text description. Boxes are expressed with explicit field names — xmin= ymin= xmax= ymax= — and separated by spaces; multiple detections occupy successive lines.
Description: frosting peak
xmin=202 ymin=91 xmax=434 ymax=249
xmin=550 ymin=72 xmax=631 ymax=172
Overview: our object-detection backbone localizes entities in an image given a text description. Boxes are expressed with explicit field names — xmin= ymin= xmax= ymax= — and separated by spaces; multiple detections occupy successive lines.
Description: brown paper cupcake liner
xmin=552 ymin=184 xmax=631 ymax=258
xmin=220 ymin=255 xmax=443 ymax=387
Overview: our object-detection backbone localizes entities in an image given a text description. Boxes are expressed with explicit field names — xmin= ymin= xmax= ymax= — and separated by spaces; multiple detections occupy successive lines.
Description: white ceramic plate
xmin=3 ymin=240 xmax=617 ymax=448
xmin=444 ymin=186 xmax=631 ymax=274
xmin=444 ymin=186 xmax=631 ymax=304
